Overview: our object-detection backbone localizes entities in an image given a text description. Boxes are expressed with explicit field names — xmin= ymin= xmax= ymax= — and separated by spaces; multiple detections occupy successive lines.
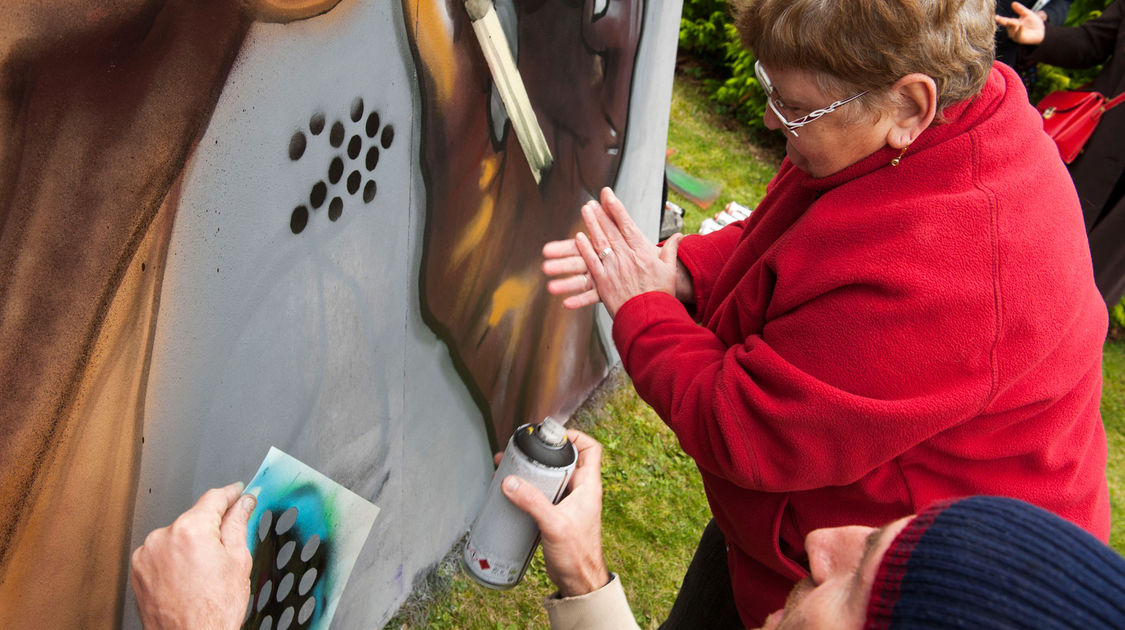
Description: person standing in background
xmin=995 ymin=0 xmax=1073 ymax=68
xmin=998 ymin=0 xmax=1125 ymax=306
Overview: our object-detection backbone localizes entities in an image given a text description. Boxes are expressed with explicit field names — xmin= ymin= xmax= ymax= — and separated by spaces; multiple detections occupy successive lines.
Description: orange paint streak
xmin=408 ymin=0 xmax=457 ymax=104
xmin=488 ymin=274 xmax=535 ymax=328
xmin=246 ymin=0 xmax=343 ymax=22
xmin=450 ymin=156 xmax=502 ymax=266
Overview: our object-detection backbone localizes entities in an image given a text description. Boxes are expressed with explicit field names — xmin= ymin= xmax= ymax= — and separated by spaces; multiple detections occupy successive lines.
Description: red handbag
xmin=1036 ymin=89 xmax=1125 ymax=164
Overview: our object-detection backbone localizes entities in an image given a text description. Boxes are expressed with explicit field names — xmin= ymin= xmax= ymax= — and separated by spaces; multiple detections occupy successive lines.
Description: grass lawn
xmin=664 ymin=74 xmax=782 ymax=235
xmin=390 ymin=70 xmax=1125 ymax=628
xmin=1103 ymin=338 xmax=1125 ymax=553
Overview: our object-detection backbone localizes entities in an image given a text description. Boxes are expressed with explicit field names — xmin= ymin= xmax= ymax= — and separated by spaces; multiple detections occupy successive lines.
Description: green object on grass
xmin=665 ymin=162 xmax=721 ymax=209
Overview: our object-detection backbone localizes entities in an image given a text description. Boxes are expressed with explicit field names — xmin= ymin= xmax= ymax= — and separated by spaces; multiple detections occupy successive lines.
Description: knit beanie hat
xmin=864 ymin=495 xmax=1125 ymax=629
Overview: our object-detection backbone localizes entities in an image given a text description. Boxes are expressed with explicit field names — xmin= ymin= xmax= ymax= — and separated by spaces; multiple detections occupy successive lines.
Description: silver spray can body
xmin=463 ymin=417 xmax=577 ymax=589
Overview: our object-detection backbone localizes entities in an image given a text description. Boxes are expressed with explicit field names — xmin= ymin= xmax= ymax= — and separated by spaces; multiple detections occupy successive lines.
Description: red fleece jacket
xmin=613 ymin=65 xmax=1110 ymax=626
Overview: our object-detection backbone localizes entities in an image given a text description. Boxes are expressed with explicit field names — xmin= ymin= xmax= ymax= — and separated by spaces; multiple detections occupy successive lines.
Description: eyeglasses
xmin=754 ymin=61 xmax=868 ymax=137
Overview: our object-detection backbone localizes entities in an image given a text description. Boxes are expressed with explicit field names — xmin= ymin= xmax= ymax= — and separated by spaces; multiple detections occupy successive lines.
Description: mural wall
xmin=0 ymin=0 xmax=680 ymax=627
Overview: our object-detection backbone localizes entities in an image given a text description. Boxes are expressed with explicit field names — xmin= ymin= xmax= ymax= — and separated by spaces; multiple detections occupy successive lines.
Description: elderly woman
xmin=543 ymin=0 xmax=1110 ymax=626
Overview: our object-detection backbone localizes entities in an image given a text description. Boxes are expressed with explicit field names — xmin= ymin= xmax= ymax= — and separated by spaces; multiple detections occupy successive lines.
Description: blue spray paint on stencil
xmin=242 ymin=447 xmax=379 ymax=630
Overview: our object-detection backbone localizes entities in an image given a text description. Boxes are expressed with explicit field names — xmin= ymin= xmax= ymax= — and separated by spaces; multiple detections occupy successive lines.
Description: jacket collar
xmin=794 ymin=63 xmax=1015 ymax=193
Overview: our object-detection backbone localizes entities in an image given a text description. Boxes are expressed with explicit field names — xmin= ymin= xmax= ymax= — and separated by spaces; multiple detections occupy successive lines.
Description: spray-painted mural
xmin=0 ymin=0 xmax=679 ymax=626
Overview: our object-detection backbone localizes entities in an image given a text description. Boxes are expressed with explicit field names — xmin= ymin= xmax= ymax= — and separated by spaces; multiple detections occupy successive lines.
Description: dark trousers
xmin=1088 ymin=172 xmax=1125 ymax=307
xmin=660 ymin=519 xmax=745 ymax=630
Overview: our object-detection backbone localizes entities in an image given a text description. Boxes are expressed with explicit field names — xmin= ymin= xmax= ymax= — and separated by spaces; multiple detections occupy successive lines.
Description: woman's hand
xmin=542 ymin=187 xmax=687 ymax=317
xmin=542 ymin=237 xmax=602 ymax=309
xmin=995 ymin=2 xmax=1046 ymax=46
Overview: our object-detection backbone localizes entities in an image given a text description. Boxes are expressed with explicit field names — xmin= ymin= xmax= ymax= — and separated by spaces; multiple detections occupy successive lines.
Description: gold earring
xmin=890 ymin=144 xmax=909 ymax=167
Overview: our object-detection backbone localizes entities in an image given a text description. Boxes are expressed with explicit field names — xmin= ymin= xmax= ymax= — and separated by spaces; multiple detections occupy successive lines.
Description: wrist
xmin=557 ymin=554 xmax=611 ymax=598
xmin=558 ymin=571 xmax=611 ymax=598
xmin=674 ymin=260 xmax=694 ymax=304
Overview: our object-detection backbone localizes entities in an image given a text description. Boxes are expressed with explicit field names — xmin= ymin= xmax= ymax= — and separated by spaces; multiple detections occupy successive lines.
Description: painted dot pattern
xmin=300 ymin=535 xmax=320 ymax=562
xmin=278 ymin=607 xmax=295 ymax=630
xmin=309 ymin=113 xmax=325 ymax=135
xmin=244 ymin=504 xmax=328 ymax=630
xmin=298 ymin=597 xmax=316 ymax=625
xmin=290 ymin=207 xmax=308 ymax=234
xmin=287 ymin=97 xmax=393 ymax=234
xmin=298 ymin=568 xmax=318 ymax=596
xmin=289 ymin=133 xmax=306 ymax=161
xmin=276 ymin=507 xmax=298 ymax=535
xmin=258 ymin=510 xmax=274 ymax=541
xmin=257 ymin=581 xmax=273 ymax=612
xmin=277 ymin=573 xmax=295 ymax=601
xmin=310 ymin=182 xmax=326 ymax=209
xmin=276 ymin=541 xmax=296 ymax=569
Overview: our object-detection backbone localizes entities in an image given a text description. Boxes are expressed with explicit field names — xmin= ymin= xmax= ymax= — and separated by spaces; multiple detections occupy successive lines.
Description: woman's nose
xmin=763 ymin=103 xmax=781 ymax=131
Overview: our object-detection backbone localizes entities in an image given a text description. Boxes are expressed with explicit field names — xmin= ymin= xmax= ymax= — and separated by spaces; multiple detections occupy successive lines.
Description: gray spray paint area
xmin=124 ymin=0 xmax=680 ymax=626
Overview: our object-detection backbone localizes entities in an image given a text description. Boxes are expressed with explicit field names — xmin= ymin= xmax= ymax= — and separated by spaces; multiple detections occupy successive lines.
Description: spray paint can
xmin=463 ymin=416 xmax=577 ymax=589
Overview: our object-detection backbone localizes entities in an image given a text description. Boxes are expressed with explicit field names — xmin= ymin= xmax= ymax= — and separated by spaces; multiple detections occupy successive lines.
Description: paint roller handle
xmin=464 ymin=0 xmax=493 ymax=21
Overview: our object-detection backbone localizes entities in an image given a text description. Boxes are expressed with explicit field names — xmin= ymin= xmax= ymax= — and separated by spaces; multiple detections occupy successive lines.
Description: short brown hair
xmin=734 ymin=0 xmax=995 ymax=116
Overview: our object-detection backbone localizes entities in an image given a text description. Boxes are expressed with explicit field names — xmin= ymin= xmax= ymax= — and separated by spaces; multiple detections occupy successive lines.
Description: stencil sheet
xmin=243 ymin=447 xmax=380 ymax=630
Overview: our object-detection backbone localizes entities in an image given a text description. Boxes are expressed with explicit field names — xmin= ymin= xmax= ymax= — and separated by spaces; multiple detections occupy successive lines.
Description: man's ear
xmin=884 ymin=73 xmax=937 ymax=149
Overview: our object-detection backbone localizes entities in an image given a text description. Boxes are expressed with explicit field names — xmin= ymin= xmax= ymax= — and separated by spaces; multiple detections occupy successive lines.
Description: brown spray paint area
xmin=0 ymin=0 xmax=648 ymax=625
xmin=0 ymin=1 xmax=252 ymax=625
xmin=406 ymin=0 xmax=645 ymax=448
xmin=0 ymin=0 xmax=336 ymax=625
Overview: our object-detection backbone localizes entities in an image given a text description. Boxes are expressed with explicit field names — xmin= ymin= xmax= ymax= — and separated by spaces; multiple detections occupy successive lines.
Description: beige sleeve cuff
xmin=543 ymin=574 xmax=642 ymax=630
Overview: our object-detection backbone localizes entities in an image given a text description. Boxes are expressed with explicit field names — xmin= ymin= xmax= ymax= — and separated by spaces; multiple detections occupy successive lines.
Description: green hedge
xmin=679 ymin=0 xmax=1115 ymax=128
xmin=678 ymin=0 xmax=765 ymax=126
xmin=1112 ymin=298 xmax=1125 ymax=336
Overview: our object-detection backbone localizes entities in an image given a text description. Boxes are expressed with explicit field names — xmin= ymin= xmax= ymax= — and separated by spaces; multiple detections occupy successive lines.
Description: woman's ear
xmin=885 ymin=73 xmax=937 ymax=149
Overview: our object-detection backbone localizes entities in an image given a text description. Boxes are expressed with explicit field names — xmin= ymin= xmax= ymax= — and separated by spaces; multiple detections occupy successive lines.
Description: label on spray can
xmin=463 ymin=417 xmax=577 ymax=589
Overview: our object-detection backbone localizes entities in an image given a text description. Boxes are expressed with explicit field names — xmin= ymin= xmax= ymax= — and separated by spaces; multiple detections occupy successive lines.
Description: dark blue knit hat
xmin=865 ymin=496 xmax=1125 ymax=629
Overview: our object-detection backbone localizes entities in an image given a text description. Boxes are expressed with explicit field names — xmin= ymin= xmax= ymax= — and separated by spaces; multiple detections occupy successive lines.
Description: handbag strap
xmin=1107 ymin=91 xmax=1125 ymax=112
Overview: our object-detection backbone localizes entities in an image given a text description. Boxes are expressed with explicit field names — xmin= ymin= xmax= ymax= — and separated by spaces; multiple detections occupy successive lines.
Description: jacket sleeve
xmin=675 ymin=161 xmax=797 ymax=315
xmin=676 ymin=224 xmax=746 ymax=316
xmin=1026 ymin=1 xmax=1122 ymax=69
xmin=1043 ymin=0 xmax=1072 ymax=27
xmin=543 ymin=574 xmax=641 ymax=630
xmin=611 ymin=190 xmax=1001 ymax=492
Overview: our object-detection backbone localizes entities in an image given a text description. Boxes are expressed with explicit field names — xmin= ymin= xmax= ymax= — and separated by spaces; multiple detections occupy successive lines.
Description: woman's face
xmin=760 ymin=64 xmax=893 ymax=178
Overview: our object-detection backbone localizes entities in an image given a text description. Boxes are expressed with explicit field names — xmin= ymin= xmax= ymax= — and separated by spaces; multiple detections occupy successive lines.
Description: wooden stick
xmin=464 ymin=0 xmax=553 ymax=183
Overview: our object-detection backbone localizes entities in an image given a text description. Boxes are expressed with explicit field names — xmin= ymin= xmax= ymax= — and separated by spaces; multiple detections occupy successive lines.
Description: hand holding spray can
xmin=463 ymin=416 xmax=577 ymax=588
